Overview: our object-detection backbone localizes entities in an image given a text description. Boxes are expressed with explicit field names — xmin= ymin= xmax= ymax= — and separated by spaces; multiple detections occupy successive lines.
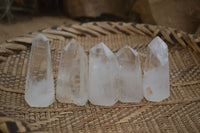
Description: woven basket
xmin=0 ymin=22 xmax=200 ymax=133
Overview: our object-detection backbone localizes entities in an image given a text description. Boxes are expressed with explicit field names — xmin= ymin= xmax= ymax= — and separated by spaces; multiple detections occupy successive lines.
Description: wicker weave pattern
xmin=0 ymin=22 xmax=200 ymax=132
xmin=0 ymin=22 xmax=200 ymax=62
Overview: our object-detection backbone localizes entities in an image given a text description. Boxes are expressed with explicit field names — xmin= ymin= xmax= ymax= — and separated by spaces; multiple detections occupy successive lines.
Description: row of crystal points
xmin=25 ymin=34 xmax=170 ymax=107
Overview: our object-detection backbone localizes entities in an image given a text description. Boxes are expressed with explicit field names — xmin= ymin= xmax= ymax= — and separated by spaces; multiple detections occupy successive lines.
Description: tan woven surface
xmin=0 ymin=22 xmax=200 ymax=132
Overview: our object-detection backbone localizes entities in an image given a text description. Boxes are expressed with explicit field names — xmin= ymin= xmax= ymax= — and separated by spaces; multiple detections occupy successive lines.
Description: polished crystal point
xmin=143 ymin=36 xmax=170 ymax=102
xmin=116 ymin=46 xmax=143 ymax=103
xmin=56 ymin=39 xmax=88 ymax=106
xmin=25 ymin=34 xmax=55 ymax=107
xmin=89 ymin=42 xmax=119 ymax=106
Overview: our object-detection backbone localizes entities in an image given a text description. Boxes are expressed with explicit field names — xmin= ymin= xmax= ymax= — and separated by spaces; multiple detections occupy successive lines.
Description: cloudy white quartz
xmin=25 ymin=34 xmax=55 ymax=107
xmin=143 ymin=37 xmax=170 ymax=102
xmin=116 ymin=46 xmax=143 ymax=103
xmin=88 ymin=42 xmax=119 ymax=106
xmin=25 ymin=36 xmax=170 ymax=107
xmin=56 ymin=39 xmax=88 ymax=106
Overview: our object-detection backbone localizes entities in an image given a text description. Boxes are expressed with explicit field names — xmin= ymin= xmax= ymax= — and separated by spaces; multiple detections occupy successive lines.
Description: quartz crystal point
xmin=89 ymin=43 xmax=119 ymax=106
xmin=56 ymin=39 xmax=88 ymax=106
xmin=143 ymin=36 xmax=170 ymax=102
xmin=116 ymin=46 xmax=143 ymax=103
xmin=25 ymin=34 xmax=55 ymax=107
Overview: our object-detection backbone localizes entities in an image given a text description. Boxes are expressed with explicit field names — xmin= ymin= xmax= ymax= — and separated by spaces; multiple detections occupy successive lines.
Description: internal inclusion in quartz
xmin=143 ymin=37 xmax=170 ymax=102
xmin=89 ymin=42 xmax=119 ymax=106
xmin=25 ymin=34 xmax=55 ymax=107
xmin=25 ymin=35 xmax=170 ymax=107
xmin=116 ymin=46 xmax=143 ymax=103
xmin=56 ymin=39 xmax=88 ymax=106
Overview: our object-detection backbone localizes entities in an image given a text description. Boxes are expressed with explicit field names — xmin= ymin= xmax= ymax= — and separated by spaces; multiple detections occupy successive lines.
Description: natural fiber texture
xmin=0 ymin=22 xmax=200 ymax=132
xmin=1 ymin=22 xmax=200 ymax=61
xmin=0 ymin=113 xmax=47 ymax=133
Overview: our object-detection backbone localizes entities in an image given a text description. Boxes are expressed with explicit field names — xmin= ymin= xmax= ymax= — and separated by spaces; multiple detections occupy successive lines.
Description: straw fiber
xmin=0 ymin=22 xmax=200 ymax=132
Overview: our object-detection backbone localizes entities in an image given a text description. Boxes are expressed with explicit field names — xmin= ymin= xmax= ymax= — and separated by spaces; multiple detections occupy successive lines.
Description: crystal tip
xmin=34 ymin=34 xmax=49 ymax=42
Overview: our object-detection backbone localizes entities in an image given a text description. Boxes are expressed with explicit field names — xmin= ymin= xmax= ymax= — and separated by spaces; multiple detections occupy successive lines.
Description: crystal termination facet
xmin=25 ymin=34 xmax=55 ymax=107
xmin=143 ymin=36 xmax=170 ymax=102
xmin=116 ymin=46 xmax=143 ymax=103
xmin=89 ymin=42 xmax=119 ymax=106
xmin=56 ymin=39 xmax=88 ymax=106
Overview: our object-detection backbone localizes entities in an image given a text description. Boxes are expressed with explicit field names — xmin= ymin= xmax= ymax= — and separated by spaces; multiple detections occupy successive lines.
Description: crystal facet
xmin=116 ymin=46 xmax=143 ymax=103
xmin=143 ymin=36 xmax=170 ymax=102
xmin=89 ymin=43 xmax=119 ymax=106
xmin=56 ymin=39 xmax=88 ymax=106
xmin=25 ymin=34 xmax=55 ymax=107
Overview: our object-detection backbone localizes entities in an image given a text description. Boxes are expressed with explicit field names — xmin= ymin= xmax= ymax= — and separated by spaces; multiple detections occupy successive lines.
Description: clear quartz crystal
xmin=116 ymin=46 xmax=143 ymax=103
xmin=56 ymin=39 xmax=88 ymax=106
xmin=89 ymin=42 xmax=119 ymax=106
xmin=143 ymin=36 xmax=170 ymax=102
xmin=25 ymin=34 xmax=55 ymax=107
